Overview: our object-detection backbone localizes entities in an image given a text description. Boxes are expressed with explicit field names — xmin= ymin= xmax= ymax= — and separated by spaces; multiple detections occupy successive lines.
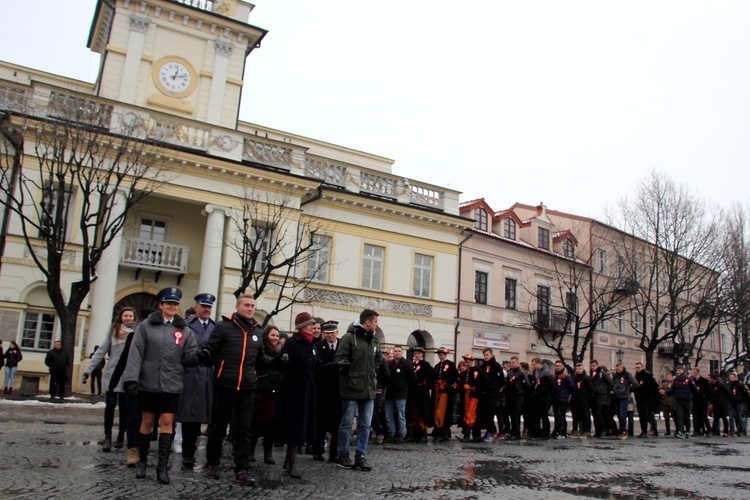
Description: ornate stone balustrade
xmin=170 ymin=0 xmax=214 ymax=12
xmin=47 ymin=92 xmax=113 ymax=129
xmin=360 ymin=171 xmax=396 ymax=199
xmin=120 ymin=237 xmax=189 ymax=273
xmin=0 ymin=84 xmax=29 ymax=113
xmin=243 ymin=138 xmax=292 ymax=168
xmin=305 ymin=159 xmax=346 ymax=186
xmin=147 ymin=116 xmax=210 ymax=150
xmin=408 ymin=182 xmax=442 ymax=209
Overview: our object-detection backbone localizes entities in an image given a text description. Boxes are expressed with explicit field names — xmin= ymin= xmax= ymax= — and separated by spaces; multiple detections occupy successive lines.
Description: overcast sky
xmin=1 ymin=1 xmax=748 ymax=219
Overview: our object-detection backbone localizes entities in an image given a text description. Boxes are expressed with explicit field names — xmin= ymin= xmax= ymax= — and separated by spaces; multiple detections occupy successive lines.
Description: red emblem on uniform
xmin=444 ymin=364 xmax=449 ymax=372
xmin=174 ymin=330 xmax=183 ymax=345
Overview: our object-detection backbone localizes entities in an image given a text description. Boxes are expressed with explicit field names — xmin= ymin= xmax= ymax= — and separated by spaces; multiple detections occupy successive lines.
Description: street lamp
xmin=616 ymin=348 xmax=624 ymax=363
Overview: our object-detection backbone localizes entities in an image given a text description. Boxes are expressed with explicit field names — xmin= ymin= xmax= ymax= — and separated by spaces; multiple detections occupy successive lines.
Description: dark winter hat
xmin=410 ymin=346 xmax=426 ymax=353
xmin=194 ymin=293 xmax=216 ymax=306
xmin=157 ymin=287 xmax=182 ymax=303
xmin=295 ymin=312 xmax=316 ymax=330
xmin=321 ymin=321 xmax=339 ymax=332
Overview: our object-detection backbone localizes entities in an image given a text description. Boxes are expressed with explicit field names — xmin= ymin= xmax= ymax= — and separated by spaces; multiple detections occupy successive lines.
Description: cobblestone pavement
xmin=1 ymin=398 xmax=749 ymax=499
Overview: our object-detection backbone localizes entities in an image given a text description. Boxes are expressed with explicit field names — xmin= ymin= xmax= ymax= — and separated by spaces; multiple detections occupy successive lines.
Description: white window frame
xmin=362 ymin=244 xmax=384 ymax=291
xmin=306 ymin=234 xmax=331 ymax=283
xmin=598 ymin=249 xmax=608 ymax=275
xmin=413 ymin=253 xmax=433 ymax=298
xmin=474 ymin=208 xmax=488 ymax=232
xmin=538 ymin=227 xmax=550 ymax=250
xmin=251 ymin=221 xmax=274 ymax=273
xmin=504 ymin=218 xmax=516 ymax=240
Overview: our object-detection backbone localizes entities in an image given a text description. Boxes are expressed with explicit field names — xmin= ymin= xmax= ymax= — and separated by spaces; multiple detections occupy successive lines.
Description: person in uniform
xmin=432 ymin=347 xmax=458 ymax=442
xmin=313 ymin=320 xmax=343 ymax=462
xmin=176 ymin=293 xmax=216 ymax=468
xmin=122 ymin=287 xmax=201 ymax=484
xmin=406 ymin=345 xmax=436 ymax=443
xmin=457 ymin=354 xmax=487 ymax=442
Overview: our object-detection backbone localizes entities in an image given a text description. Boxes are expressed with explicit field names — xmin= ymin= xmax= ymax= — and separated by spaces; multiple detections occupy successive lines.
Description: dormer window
xmin=563 ymin=238 xmax=574 ymax=258
xmin=503 ymin=218 xmax=516 ymax=240
xmin=474 ymin=208 xmax=488 ymax=232
xmin=538 ymin=227 xmax=550 ymax=250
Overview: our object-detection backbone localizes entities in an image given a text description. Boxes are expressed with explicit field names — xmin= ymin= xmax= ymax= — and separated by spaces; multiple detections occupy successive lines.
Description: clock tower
xmin=87 ymin=0 xmax=267 ymax=128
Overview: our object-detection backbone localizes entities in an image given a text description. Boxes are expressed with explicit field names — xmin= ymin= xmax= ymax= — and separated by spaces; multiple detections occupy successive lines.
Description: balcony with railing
xmin=120 ymin=237 xmax=189 ymax=275
xmin=657 ymin=341 xmax=691 ymax=359
xmin=532 ymin=309 xmax=570 ymax=335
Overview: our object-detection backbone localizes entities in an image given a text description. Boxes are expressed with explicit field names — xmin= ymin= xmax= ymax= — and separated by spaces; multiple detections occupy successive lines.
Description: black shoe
xmin=236 ymin=469 xmax=255 ymax=486
xmin=313 ymin=453 xmax=324 ymax=461
xmin=182 ymin=456 xmax=195 ymax=468
xmin=205 ymin=465 xmax=220 ymax=479
xmin=102 ymin=435 xmax=112 ymax=452
xmin=354 ymin=454 xmax=372 ymax=471
xmin=337 ymin=455 xmax=354 ymax=469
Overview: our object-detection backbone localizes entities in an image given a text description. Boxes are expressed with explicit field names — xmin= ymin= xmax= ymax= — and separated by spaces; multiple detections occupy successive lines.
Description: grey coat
xmin=84 ymin=330 xmax=129 ymax=392
xmin=176 ymin=315 xmax=215 ymax=423
xmin=122 ymin=311 xmax=201 ymax=394
xmin=612 ymin=369 xmax=639 ymax=399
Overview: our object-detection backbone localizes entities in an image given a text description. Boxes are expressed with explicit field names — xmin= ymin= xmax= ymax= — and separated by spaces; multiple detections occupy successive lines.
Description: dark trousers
xmin=506 ymin=395 xmax=523 ymax=438
xmin=591 ymin=399 xmax=606 ymax=436
xmin=636 ymin=400 xmax=656 ymax=434
xmin=91 ymin=372 xmax=102 ymax=395
xmin=49 ymin=371 xmax=66 ymax=398
xmin=552 ymin=401 xmax=568 ymax=436
xmin=313 ymin=401 xmax=342 ymax=458
xmin=104 ymin=391 xmax=127 ymax=437
xmin=535 ymin=394 xmax=552 ymax=437
xmin=125 ymin=391 xmax=140 ymax=448
xmin=181 ymin=422 xmax=202 ymax=459
xmin=712 ymin=403 xmax=729 ymax=435
xmin=673 ymin=399 xmax=693 ymax=434
xmin=206 ymin=386 xmax=254 ymax=473
xmin=692 ymin=403 xmax=710 ymax=436
xmin=571 ymin=400 xmax=591 ymax=434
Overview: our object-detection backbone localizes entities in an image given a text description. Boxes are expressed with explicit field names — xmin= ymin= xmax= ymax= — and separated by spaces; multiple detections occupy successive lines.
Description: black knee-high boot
xmin=135 ymin=432 xmax=151 ymax=479
xmin=285 ymin=444 xmax=301 ymax=479
xmin=156 ymin=433 xmax=173 ymax=485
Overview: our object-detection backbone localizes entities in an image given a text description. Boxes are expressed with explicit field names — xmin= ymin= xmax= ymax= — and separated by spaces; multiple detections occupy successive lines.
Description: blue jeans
xmin=616 ymin=398 xmax=628 ymax=432
xmin=4 ymin=366 xmax=18 ymax=388
xmin=384 ymin=399 xmax=406 ymax=437
xmin=729 ymin=403 xmax=746 ymax=434
xmin=338 ymin=399 xmax=374 ymax=457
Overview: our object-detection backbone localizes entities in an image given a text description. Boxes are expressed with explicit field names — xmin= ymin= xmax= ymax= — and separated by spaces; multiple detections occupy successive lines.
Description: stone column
xmin=86 ymin=191 xmax=127 ymax=354
xmin=198 ymin=205 xmax=231 ymax=316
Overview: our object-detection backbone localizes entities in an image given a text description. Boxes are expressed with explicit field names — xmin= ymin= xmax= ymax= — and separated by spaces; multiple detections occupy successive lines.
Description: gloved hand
xmin=81 ymin=373 xmax=89 ymax=385
xmin=338 ymin=359 xmax=351 ymax=374
xmin=198 ymin=348 xmax=212 ymax=365
xmin=124 ymin=381 xmax=138 ymax=397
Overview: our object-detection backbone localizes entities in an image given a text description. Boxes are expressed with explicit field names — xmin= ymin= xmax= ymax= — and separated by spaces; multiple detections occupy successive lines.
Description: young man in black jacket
xmin=570 ymin=363 xmax=594 ymax=438
xmin=589 ymin=360 xmax=614 ymax=438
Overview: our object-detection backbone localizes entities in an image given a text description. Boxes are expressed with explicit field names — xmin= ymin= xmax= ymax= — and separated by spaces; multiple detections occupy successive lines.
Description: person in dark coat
xmin=176 ymin=293 xmax=216 ymax=468
xmin=570 ymin=363 xmax=594 ymax=438
xmin=384 ymin=345 xmax=416 ymax=443
xmin=3 ymin=341 xmax=22 ymax=394
xmin=690 ymin=368 xmax=712 ymax=436
xmin=505 ymin=356 xmax=530 ymax=441
xmin=252 ymin=325 xmax=283 ymax=465
xmin=200 ymin=293 xmax=270 ymax=485
xmin=551 ymin=361 xmax=575 ymax=439
xmin=662 ymin=365 xmax=697 ymax=438
xmin=727 ymin=372 xmax=748 ymax=436
xmin=406 ymin=345 xmax=436 ymax=443
xmin=530 ymin=357 xmax=555 ymax=439
xmin=433 ymin=347 xmax=459 ymax=442
xmin=479 ymin=348 xmax=504 ymax=442
xmin=45 ymin=340 xmax=70 ymax=400
xmin=634 ymin=362 xmax=660 ymax=437
xmin=612 ymin=363 xmax=638 ymax=439
xmin=313 ymin=321 xmax=343 ymax=462
xmin=708 ymin=372 xmax=731 ymax=436
xmin=589 ymin=360 xmax=614 ymax=438
xmin=275 ymin=312 xmax=320 ymax=479
xmin=457 ymin=355 xmax=488 ymax=442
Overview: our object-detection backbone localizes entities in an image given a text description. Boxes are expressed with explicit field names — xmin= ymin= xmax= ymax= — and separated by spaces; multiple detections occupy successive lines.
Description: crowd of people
xmin=6 ymin=289 xmax=746 ymax=488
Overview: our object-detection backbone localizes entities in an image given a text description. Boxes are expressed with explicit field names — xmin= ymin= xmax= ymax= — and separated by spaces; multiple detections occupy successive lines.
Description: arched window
xmin=474 ymin=208 xmax=488 ymax=231
xmin=503 ymin=218 xmax=516 ymax=240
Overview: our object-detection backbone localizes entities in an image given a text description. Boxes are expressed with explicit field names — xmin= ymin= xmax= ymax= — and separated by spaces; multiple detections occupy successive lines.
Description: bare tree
xmin=0 ymin=92 xmax=165 ymax=391
xmin=227 ymin=188 xmax=330 ymax=327
xmin=609 ymin=170 xmax=722 ymax=372
xmin=525 ymin=222 xmax=631 ymax=370
xmin=717 ymin=203 xmax=750 ymax=372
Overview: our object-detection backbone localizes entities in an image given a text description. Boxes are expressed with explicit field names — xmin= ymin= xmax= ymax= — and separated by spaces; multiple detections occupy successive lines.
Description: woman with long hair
xmin=82 ymin=307 xmax=139 ymax=462
xmin=251 ymin=325 xmax=283 ymax=465
xmin=3 ymin=341 xmax=23 ymax=394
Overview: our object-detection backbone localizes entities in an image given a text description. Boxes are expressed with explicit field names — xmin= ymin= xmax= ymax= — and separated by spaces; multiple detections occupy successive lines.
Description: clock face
xmin=155 ymin=59 xmax=195 ymax=95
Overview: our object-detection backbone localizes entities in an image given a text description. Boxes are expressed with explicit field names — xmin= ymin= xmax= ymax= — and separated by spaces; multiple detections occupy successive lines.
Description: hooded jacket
xmin=612 ymin=368 xmax=638 ymax=399
xmin=204 ymin=312 xmax=268 ymax=391
xmin=334 ymin=321 xmax=384 ymax=400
